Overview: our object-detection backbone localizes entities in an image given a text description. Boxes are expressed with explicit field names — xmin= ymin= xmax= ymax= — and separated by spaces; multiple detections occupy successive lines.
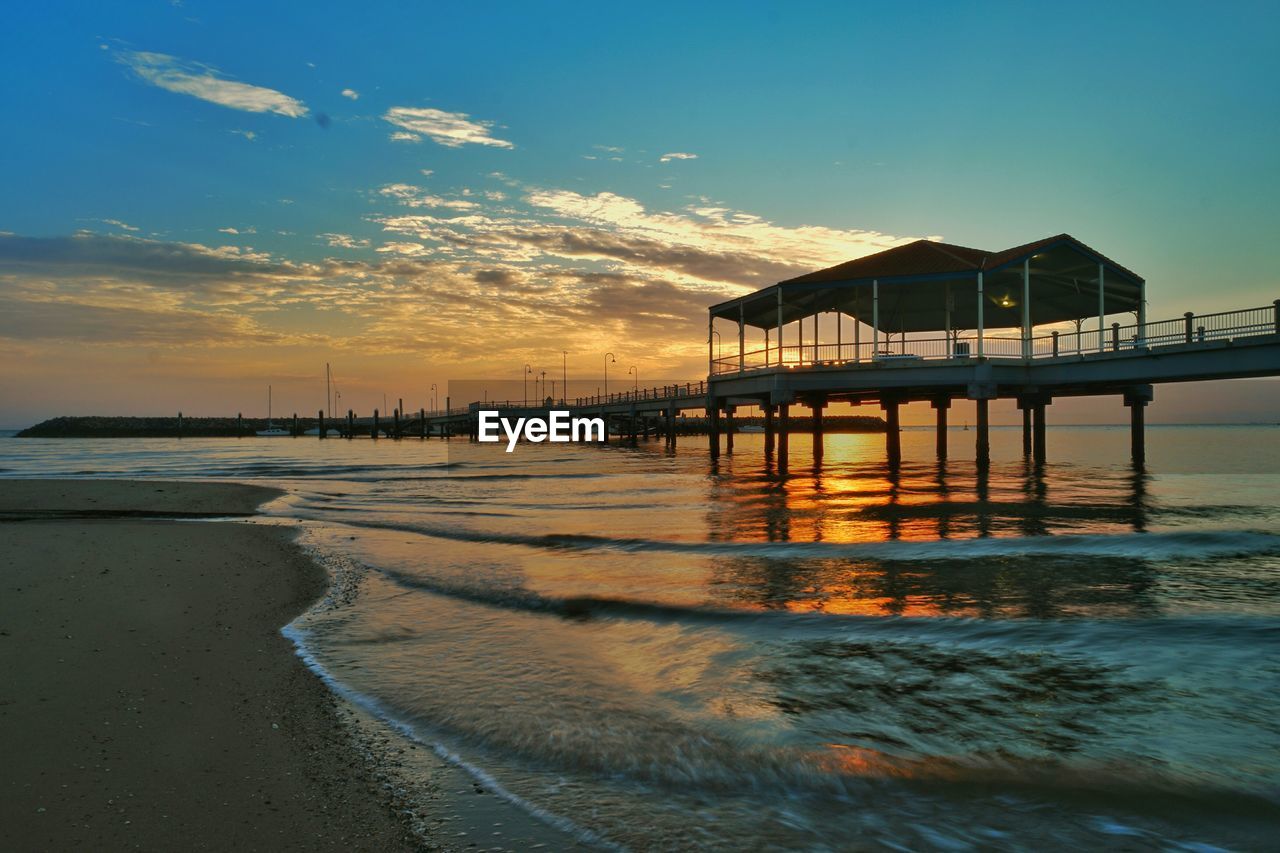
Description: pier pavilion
xmin=705 ymin=234 xmax=1280 ymax=467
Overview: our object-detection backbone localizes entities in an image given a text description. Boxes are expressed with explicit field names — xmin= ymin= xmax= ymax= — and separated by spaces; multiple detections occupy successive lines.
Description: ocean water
xmin=4 ymin=426 xmax=1280 ymax=850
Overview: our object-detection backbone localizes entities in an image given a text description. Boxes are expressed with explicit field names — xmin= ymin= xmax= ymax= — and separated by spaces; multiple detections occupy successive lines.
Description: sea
xmin=3 ymin=425 xmax=1278 ymax=850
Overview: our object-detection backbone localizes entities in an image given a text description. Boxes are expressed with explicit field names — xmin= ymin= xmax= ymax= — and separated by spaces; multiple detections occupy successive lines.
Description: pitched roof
xmin=781 ymin=239 xmax=990 ymax=285
xmin=777 ymin=233 xmax=1143 ymax=287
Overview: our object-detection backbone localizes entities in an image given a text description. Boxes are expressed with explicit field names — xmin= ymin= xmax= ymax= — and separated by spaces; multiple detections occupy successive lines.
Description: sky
xmin=1 ymin=1 xmax=1279 ymax=427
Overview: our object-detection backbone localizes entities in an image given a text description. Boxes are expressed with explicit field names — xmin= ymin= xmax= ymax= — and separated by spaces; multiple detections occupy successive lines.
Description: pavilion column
xmin=1022 ymin=258 xmax=1032 ymax=358
xmin=975 ymin=398 xmax=990 ymax=466
xmin=854 ymin=305 xmax=861 ymax=361
xmin=837 ymin=311 xmax=843 ymax=360
xmin=764 ymin=329 xmax=770 ymax=367
xmin=811 ymin=397 xmax=826 ymax=461
xmin=932 ymin=397 xmax=950 ymax=460
xmin=738 ymin=305 xmax=745 ymax=373
xmin=872 ymin=279 xmax=880 ymax=356
xmin=777 ymin=403 xmax=790 ymax=473
xmin=708 ymin=314 xmax=715 ymax=375
xmin=764 ymin=404 xmax=776 ymax=455
xmin=1137 ymin=279 xmax=1148 ymax=347
xmin=944 ymin=281 xmax=952 ymax=357
xmin=976 ymin=272 xmax=985 ymax=357
xmin=882 ymin=397 xmax=901 ymax=466
xmin=1098 ymin=263 xmax=1106 ymax=353
xmin=776 ymin=289 xmax=784 ymax=364
xmin=813 ymin=313 xmax=820 ymax=362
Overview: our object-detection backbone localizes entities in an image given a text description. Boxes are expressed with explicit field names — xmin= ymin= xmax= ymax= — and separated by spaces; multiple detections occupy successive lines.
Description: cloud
xmin=389 ymin=131 xmax=421 ymax=143
xmin=383 ymin=106 xmax=514 ymax=149
xmin=230 ymin=129 xmax=257 ymax=141
xmin=118 ymin=50 xmax=308 ymax=118
xmin=101 ymin=219 xmax=139 ymax=232
xmin=341 ymin=88 xmax=359 ymax=100
xmin=376 ymin=242 xmax=430 ymax=256
xmin=659 ymin=152 xmax=698 ymax=163
xmin=319 ymin=233 xmax=370 ymax=249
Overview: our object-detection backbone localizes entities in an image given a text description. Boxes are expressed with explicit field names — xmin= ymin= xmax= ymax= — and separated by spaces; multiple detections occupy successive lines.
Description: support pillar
xmin=882 ymin=398 xmax=901 ymax=466
xmin=372 ymin=409 xmax=380 ymax=439
xmin=811 ymin=398 xmax=826 ymax=461
xmin=932 ymin=398 xmax=949 ymax=460
xmin=319 ymin=409 xmax=327 ymax=439
xmin=1032 ymin=400 xmax=1048 ymax=464
xmin=667 ymin=406 xmax=676 ymax=446
xmin=777 ymin=404 xmax=790 ymax=472
xmin=1021 ymin=404 xmax=1032 ymax=456
xmin=725 ymin=406 xmax=735 ymax=454
xmin=708 ymin=401 xmax=720 ymax=459
xmin=1124 ymin=386 xmax=1153 ymax=465
xmin=347 ymin=409 xmax=354 ymax=439
xmin=975 ymin=399 xmax=990 ymax=466
xmin=764 ymin=404 xmax=775 ymax=454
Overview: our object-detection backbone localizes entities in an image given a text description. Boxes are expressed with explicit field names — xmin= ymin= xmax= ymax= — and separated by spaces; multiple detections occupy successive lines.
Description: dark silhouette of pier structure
xmin=348 ymin=234 xmax=1280 ymax=468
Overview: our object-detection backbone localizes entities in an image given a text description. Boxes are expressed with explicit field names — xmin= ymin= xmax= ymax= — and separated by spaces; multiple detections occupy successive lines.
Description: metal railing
xmin=711 ymin=302 xmax=1280 ymax=376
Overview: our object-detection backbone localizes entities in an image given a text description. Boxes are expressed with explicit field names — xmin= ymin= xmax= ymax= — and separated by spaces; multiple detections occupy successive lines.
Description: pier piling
xmin=764 ymin=405 xmax=775 ymax=455
xmin=725 ymin=406 xmax=735 ymax=454
xmin=319 ymin=409 xmax=326 ymax=439
xmin=777 ymin=404 xmax=790 ymax=472
xmin=373 ymin=409 xmax=380 ymax=439
xmin=882 ymin=399 xmax=901 ymax=466
xmin=708 ymin=402 xmax=720 ymax=459
xmin=347 ymin=409 xmax=354 ymax=439
xmin=1032 ymin=400 xmax=1048 ymax=464
xmin=932 ymin=398 xmax=949 ymax=460
xmin=1021 ymin=404 xmax=1032 ymax=456
xmin=975 ymin=400 xmax=990 ymax=466
xmin=811 ymin=398 xmax=826 ymax=462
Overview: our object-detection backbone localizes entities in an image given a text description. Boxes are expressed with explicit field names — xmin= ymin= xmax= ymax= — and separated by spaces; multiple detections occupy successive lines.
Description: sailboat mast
xmin=326 ymin=363 xmax=331 ymax=420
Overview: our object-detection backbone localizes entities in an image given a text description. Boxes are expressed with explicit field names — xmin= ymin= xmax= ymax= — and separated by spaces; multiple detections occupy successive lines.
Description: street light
xmin=561 ymin=351 xmax=568 ymax=405
xmin=540 ymin=370 xmax=547 ymax=404
xmin=604 ymin=352 xmax=616 ymax=399
xmin=628 ymin=365 xmax=638 ymax=393
xmin=430 ymin=383 xmax=437 ymax=415
xmin=523 ymin=364 xmax=532 ymax=406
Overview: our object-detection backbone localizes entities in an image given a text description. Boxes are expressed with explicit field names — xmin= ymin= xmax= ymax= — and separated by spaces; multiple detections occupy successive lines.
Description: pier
xmin=269 ymin=234 xmax=1280 ymax=469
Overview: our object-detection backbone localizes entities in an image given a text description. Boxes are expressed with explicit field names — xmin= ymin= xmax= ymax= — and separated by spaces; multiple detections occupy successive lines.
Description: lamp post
xmin=430 ymin=383 xmax=437 ymax=415
xmin=523 ymin=364 xmax=532 ymax=406
xmin=628 ymin=365 xmax=638 ymax=393
xmin=540 ymin=371 xmax=547 ymax=404
xmin=562 ymin=351 xmax=568 ymax=405
xmin=604 ymin=352 xmax=616 ymax=399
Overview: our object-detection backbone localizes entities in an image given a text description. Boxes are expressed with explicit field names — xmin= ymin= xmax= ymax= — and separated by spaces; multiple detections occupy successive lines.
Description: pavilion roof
xmin=710 ymin=234 xmax=1145 ymax=332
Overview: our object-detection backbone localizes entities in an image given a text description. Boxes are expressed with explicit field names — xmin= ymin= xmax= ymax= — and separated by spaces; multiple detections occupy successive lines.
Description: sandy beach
xmin=0 ymin=480 xmax=418 ymax=851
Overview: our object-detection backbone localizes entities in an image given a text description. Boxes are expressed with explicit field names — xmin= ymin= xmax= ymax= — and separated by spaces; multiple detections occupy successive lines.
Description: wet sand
xmin=0 ymin=480 xmax=419 ymax=850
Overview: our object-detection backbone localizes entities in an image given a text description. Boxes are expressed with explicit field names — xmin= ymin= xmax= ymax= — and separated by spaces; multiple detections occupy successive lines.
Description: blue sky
xmin=1 ymin=1 xmax=1278 ymax=424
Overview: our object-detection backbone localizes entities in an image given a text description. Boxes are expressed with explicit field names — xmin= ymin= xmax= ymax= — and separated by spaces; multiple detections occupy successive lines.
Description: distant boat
xmin=738 ymin=424 xmax=766 ymax=433
xmin=257 ymin=385 xmax=290 ymax=437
